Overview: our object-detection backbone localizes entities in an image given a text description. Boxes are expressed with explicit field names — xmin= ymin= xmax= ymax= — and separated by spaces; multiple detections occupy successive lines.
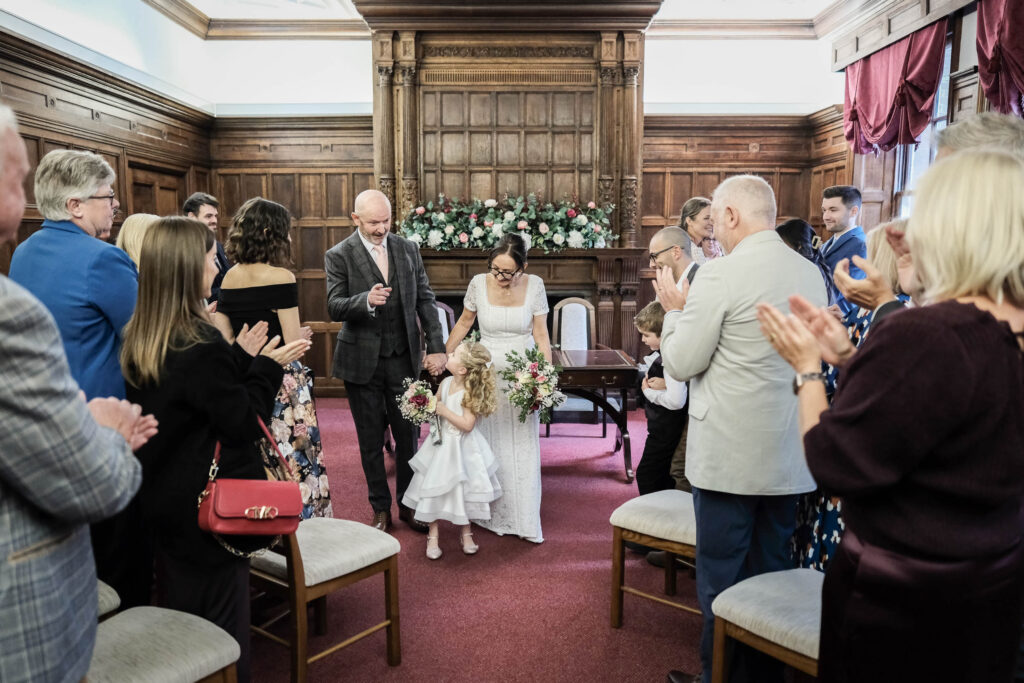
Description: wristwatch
xmin=792 ymin=371 xmax=827 ymax=395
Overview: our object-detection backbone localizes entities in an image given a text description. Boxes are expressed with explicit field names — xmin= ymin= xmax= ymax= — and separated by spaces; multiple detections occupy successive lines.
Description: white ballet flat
xmin=426 ymin=534 xmax=442 ymax=560
xmin=461 ymin=530 xmax=479 ymax=555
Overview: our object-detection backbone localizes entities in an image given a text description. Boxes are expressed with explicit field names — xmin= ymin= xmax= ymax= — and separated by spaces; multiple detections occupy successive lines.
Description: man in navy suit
xmin=819 ymin=185 xmax=867 ymax=316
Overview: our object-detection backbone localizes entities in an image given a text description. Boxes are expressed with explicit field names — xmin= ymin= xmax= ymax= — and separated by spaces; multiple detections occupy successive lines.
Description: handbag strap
xmin=206 ymin=415 xmax=297 ymax=484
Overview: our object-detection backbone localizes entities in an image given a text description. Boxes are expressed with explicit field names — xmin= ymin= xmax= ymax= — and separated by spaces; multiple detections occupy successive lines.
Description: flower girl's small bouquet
xmin=499 ymin=348 xmax=566 ymax=424
xmin=397 ymin=378 xmax=442 ymax=444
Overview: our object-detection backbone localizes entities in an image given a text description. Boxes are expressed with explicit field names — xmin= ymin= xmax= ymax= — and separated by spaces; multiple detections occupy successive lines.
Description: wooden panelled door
xmin=130 ymin=166 xmax=186 ymax=216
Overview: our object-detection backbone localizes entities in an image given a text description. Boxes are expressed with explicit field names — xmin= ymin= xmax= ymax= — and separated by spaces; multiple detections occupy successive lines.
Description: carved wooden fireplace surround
xmin=351 ymin=1 xmax=661 ymax=385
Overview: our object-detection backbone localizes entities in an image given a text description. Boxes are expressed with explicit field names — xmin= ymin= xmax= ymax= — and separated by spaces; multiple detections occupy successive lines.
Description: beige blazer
xmin=660 ymin=230 xmax=828 ymax=496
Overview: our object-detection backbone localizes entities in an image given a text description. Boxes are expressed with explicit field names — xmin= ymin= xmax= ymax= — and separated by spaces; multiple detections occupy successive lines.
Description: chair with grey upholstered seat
xmin=609 ymin=489 xmax=700 ymax=626
xmin=710 ymin=568 xmax=823 ymax=682
xmin=96 ymin=579 xmax=120 ymax=621
xmin=89 ymin=605 xmax=240 ymax=682
xmin=250 ymin=517 xmax=402 ymax=682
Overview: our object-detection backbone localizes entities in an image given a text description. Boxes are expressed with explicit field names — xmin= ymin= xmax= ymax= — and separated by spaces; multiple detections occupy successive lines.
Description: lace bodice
xmin=464 ymin=273 xmax=548 ymax=361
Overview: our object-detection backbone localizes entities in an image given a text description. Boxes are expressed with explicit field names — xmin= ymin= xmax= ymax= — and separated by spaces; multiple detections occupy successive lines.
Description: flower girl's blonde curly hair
xmin=459 ymin=340 xmax=498 ymax=417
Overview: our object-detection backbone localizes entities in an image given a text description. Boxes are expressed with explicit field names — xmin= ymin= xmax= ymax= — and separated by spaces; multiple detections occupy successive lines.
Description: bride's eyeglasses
xmin=489 ymin=266 xmax=521 ymax=281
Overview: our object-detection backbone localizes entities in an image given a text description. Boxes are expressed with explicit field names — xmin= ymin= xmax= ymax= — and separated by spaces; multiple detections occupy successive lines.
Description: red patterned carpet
xmin=251 ymin=399 xmax=701 ymax=682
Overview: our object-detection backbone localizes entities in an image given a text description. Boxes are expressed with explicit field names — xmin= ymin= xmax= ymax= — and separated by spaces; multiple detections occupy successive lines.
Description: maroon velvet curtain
xmin=844 ymin=18 xmax=949 ymax=154
xmin=977 ymin=0 xmax=1024 ymax=115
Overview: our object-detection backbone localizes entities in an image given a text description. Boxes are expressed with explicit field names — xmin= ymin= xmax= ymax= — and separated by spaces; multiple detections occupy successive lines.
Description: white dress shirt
xmin=640 ymin=351 xmax=688 ymax=410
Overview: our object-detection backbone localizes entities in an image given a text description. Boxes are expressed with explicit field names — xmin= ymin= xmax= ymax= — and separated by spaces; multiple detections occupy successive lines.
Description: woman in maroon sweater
xmin=758 ymin=149 xmax=1024 ymax=683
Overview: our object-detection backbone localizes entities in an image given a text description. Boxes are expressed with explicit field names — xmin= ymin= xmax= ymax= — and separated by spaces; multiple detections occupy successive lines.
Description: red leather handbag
xmin=197 ymin=417 xmax=302 ymax=552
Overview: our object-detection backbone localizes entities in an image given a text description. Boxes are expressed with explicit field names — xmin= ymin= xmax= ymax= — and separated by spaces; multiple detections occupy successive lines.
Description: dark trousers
xmin=158 ymin=551 xmax=252 ymax=683
xmin=91 ymin=496 xmax=152 ymax=609
xmin=636 ymin=411 xmax=685 ymax=496
xmin=345 ymin=352 xmax=418 ymax=513
xmin=692 ymin=487 xmax=798 ymax=679
xmin=823 ymin=531 xmax=1023 ymax=683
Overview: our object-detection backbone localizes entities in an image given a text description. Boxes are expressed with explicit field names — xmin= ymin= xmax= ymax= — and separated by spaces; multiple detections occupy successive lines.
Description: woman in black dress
xmin=121 ymin=217 xmax=309 ymax=683
xmin=213 ymin=197 xmax=331 ymax=519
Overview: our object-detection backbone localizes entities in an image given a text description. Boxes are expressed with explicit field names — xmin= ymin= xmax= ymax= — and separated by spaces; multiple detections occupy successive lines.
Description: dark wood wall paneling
xmin=210 ymin=116 xmax=375 ymax=393
xmin=0 ymin=30 xmax=213 ymax=274
xmin=1 ymin=28 xmax=856 ymax=395
xmin=638 ymin=106 xmax=851 ymax=308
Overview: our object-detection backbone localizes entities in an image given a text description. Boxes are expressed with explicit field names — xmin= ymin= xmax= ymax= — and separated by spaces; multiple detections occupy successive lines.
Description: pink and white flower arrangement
xmin=399 ymin=192 xmax=615 ymax=253
xmin=498 ymin=348 xmax=566 ymax=424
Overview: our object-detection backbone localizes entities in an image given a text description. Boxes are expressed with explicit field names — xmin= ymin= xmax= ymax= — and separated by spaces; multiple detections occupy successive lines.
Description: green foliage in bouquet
xmin=498 ymin=347 xmax=567 ymax=424
xmin=399 ymin=193 xmax=615 ymax=253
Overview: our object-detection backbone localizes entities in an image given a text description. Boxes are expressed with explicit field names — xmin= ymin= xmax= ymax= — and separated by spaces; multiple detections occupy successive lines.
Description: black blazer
xmin=127 ymin=325 xmax=283 ymax=566
xmin=325 ymin=232 xmax=444 ymax=384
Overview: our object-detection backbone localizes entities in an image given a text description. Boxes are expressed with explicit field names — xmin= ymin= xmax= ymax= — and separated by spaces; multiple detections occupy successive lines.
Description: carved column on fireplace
xmin=596 ymin=255 xmax=618 ymax=349
xmin=619 ymin=48 xmax=641 ymax=248
xmin=598 ymin=32 xmax=620 ymax=239
xmin=373 ymin=34 xmax=396 ymax=211
xmin=397 ymin=31 xmax=418 ymax=217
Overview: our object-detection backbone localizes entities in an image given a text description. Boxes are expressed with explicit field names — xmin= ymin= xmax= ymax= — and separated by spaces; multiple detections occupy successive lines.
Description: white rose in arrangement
xmin=427 ymin=230 xmax=444 ymax=248
xmin=576 ymin=214 xmax=589 ymax=226
xmin=552 ymin=233 xmax=565 ymax=245
xmin=472 ymin=226 xmax=484 ymax=238
xmin=491 ymin=224 xmax=504 ymax=237
xmin=504 ymin=210 xmax=516 ymax=221
xmin=434 ymin=212 xmax=446 ymax=223
xmin=595 ymin=237 xmax=606 ymax=248
xmin=484 ymin=198 xmax=498 ymax=208
xmin=444 ymin=224 xmax=455 ymax=235
xmin=516 ymin=371 xmax=531 ymax=383
xmin=567 ymin=230 xmax=585 ymax=249
xmin=538 ymin=384 xmax=552 ymax=397
xmin=409 ymin=233 xmax=423 ymax=246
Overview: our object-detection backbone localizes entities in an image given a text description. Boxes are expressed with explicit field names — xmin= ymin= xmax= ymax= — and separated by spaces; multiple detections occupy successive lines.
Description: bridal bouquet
xmin=397 ymin=378 xmax=442 ymax=444
xmin=499 ymin=348 xmax=566 ymax=424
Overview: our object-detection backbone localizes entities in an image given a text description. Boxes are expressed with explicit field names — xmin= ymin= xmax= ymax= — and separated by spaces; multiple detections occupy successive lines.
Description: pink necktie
xmin=373 ymin=244 xmax=389 ymax=283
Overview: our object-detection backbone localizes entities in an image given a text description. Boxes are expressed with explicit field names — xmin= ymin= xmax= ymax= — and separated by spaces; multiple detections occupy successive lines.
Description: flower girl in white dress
xmin=402 ymin=340 xmax=502 ymax=559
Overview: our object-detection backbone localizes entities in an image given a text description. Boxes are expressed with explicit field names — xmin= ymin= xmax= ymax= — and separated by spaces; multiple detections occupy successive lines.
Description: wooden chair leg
xmin=665 ymin=551 xmax=677 ymax=596
xmin=600 ymin=388 xmax=608 ymax=438
xmin=711 ymin=617 xmax=728 ymax=683
xmin=290 ymin=590 xmax=308 ymax=683
xmin=385 ymin=555 xmax=401 ymax=666
xmin=611 ymin=526 xmax=625 ymax=628
xmin=312 ymin=596 xmax=327 ymax=636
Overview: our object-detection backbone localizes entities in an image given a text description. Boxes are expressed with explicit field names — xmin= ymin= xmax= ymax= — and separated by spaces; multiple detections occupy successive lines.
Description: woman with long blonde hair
xmin=757 ymin=149 xmax=1024 ymax=681
xmin=121 ymin=216 xmax=309 ymax=683
xmin=402 ymin=339 xmax=502 ymax=560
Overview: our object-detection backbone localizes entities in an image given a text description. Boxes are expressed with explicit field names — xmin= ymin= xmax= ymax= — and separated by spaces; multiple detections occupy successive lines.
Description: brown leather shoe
xmin=398 ymin=505 xmax=429 ymax=533
xmin=666 ymin=671 xmax=701 ymax=683
xmin=371 ymin=510 xmax=392 ymax=532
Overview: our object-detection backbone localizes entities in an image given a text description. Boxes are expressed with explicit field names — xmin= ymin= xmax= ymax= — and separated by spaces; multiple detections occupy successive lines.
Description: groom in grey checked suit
xmin=326 ymin=189 xmax=447 ymax=533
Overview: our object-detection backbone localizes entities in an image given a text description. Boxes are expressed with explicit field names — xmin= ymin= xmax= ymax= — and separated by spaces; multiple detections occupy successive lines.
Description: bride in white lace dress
xmin=446 ymin=234 xmax=552 ymax=542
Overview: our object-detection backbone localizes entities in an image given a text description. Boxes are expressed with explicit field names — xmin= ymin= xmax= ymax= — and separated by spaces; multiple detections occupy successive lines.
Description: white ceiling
xmin=186 ymin=0 xmax=361 ymax=19
xmin=656 ymin=0 xmax=838 ymax=20
xmin=182 ymin=0 xmax=840 ymax=21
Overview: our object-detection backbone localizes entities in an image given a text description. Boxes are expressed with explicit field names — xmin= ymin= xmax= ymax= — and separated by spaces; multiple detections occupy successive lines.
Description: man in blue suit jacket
xmin=819 ymin=185 xmax=867 ymax=316
xmin=9 ymin=149 xmax=137 ymax=400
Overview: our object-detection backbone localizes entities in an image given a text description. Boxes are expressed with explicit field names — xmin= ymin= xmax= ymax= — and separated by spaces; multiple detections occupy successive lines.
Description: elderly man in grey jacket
xmin=655 ymin=175 xmax=828 ymax=683
xmin=0 ymin=104 xmax=155 ymax=683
